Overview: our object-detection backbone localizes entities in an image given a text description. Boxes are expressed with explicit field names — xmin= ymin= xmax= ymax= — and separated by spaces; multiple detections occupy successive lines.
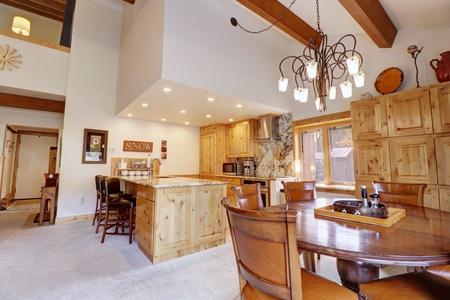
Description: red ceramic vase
xmin=430 ymin=51 xmax=450 ymax=83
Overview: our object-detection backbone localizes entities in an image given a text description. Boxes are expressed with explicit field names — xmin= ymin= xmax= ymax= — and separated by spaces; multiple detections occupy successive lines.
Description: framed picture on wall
xmin=82 ymin=128 xmax=108 ymax=164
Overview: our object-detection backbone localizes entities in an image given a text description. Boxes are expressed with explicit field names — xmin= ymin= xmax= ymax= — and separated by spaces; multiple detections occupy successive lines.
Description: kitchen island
xmin=120 ymin=176 xmax=227 ymax=264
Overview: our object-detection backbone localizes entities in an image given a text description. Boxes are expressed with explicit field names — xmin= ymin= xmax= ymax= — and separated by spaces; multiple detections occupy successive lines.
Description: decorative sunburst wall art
xmin=0 ymin=44 xmax=22 ymax=71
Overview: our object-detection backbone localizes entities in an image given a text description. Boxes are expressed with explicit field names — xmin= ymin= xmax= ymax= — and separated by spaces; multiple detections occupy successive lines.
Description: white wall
xmin=57 ymin=0 xmax=199 ymax=218
xmin=16 ymin=135 xmax=57 ymax=199
xmin=0 ymin=34 xmax=69 ymax=96
xmin=117 ymin=0 xmax=295 ymax=115
xmin=116 ymin=0 xmax=165 ymax=112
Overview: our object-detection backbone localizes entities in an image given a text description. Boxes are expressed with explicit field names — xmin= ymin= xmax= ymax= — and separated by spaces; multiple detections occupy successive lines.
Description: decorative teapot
xmin=430 ymin=51 xmax=450 ymax=82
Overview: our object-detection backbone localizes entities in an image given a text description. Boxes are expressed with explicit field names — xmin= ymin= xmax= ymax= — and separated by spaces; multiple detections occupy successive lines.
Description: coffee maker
xmin=243 ymin=160 xmax=255 ymax=176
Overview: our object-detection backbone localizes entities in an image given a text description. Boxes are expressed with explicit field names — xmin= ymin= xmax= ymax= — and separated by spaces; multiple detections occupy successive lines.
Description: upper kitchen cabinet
xmin=435 ymin=135 xmax=450 ymax=185
xmin=389 ymin=136 xmax=437 ymax=184
xmin=199 ymin=125 xmax=227 ymax=178
xmin=386 ymin=88 xmax=433 ymax=137
xmin=430 ymin=83 xmax=450 ymax=133
xmin=353 ymin=139 xmax=391 ymax=182
xmin=351 ymin=96 xmax=388 ymax=140
xmin=226 ymin=119 xmax=258 ymax=158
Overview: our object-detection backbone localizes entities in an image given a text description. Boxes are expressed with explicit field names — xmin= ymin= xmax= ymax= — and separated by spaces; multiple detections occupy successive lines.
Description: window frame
xmin=293 ymin=111 xmax=354 ymax=187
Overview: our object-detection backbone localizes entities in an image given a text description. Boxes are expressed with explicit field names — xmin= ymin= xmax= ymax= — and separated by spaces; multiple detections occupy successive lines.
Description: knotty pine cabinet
xmin=351 ymin=82 xmax=450 ymax=211
xmin=199 ymin=125 xmax=227 ymax=177
xmin=226 ymin=119 xmax=258 ymax=158
xmin=135 ymin=183 xmax=227 ymax=264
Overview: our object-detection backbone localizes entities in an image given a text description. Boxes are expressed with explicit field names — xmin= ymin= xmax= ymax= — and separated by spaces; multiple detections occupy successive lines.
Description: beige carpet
xmin=0 ymin=210 xmax=406 ymax=300
xmin=6 ymin=199 xmax=40 ymax=211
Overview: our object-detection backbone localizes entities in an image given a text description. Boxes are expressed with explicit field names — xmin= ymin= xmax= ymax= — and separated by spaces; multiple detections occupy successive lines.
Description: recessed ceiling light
xmin=141 ymin=103 xmax=148 ymax=107
xmin=207 ymin=97 xmax=214 ymax=102
xmin=206 ymin=114 xmax=211 ymax=118
xmin=185 ymin=121 xmax=189 ymax=125
xmin=127 ymin=113 xmax=133 ymax=117
xmin=228 ymin=118 xmax=234 ymax=122
xmin=161 ymin=118 xmax=166 ymax=121
xmin=180 ymin=110 xmax=186 ymax=113
xmin=163 ymin=87 xmax=171 ymax=92
xmin=236 ymin=104 xmax=242 ymax=108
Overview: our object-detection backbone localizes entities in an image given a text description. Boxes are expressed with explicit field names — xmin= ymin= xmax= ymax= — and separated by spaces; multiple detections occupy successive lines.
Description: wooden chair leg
xmin=100 ymin=207 xmax=109 ymax=243
xmin=128 ymin=207 xmax=133 ymax=244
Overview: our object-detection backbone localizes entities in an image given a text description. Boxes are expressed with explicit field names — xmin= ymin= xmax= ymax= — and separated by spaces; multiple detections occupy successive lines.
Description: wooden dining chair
xmin=100 ymin=177 xmax=135 ymax=244
xmin=282 ymin=180 xmax=320 ymax=272
xmin=231 ymin=183 xmax=263 ymax=210
xmin=372 ymin=181 xmax=427 ymax=206
xmin=373 ymin=181 xmax=427 ymax=273
xmin=359 ymin=269 xmax=450 ymax=300
xmin=222 ymin=198 xmax=357 ymax=299
xmin=282 ymin=180 xmax=317 ymax=203
xmin=426 ymin=265 xmax=450 ymax=281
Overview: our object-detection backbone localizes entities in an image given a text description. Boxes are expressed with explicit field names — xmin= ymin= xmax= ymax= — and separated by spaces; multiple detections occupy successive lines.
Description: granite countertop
xmin=119 ymin=176 xmax=227 ymax=188
xmin=217 ymin=175 xmax=296 ymax=180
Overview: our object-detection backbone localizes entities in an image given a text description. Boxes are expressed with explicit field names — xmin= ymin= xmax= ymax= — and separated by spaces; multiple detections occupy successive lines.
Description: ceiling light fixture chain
xmin=278 ymin=0 xmax=365 ymax=112
xmin=230 ymin=0 xmax=296 ymax=34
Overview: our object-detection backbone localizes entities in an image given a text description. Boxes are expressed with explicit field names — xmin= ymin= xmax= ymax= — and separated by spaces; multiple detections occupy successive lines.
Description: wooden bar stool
xmin=100 ymin=177 xmax=135 ymax=244
xmin=93 ymin=175 xmax=108 ymax=233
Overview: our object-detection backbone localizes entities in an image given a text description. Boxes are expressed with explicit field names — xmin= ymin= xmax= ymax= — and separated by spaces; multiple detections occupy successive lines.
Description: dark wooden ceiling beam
xmin=338 ymin=0 xmax=397 ymax=48
xmin=236 ymin=0 xmax=320 ymax=46
xmin=0 ymin=0 xmax=65 ymax=22
xmin=0 ymin=93 xmax=65 ymax=113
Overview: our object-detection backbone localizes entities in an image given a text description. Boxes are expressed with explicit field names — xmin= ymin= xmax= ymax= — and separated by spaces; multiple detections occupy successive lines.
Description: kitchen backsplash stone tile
xmin=256 ymin=113 xmax=294 ymax=178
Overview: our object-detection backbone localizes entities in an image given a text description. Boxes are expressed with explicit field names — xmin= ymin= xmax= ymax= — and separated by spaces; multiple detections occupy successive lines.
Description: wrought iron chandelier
xmin=277 ymin=0 xmax=364 ymax=112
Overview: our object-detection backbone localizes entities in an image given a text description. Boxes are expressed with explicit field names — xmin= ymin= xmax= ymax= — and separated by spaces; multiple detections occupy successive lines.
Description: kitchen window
xmin=293 ymin=113 xmax=354 ymax=187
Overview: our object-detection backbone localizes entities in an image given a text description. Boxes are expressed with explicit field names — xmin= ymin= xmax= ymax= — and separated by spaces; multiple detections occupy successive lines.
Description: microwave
xmin=223 ymin=163 xmax=244 ymax=175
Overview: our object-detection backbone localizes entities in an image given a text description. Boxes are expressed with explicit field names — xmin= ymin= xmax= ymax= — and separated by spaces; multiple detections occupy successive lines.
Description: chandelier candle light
xmin=278 ymin=0 xmax=364 ymax=112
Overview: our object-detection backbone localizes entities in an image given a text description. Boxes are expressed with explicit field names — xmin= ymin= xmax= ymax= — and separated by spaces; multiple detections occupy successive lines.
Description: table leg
xmin=336 ymin=258 xmax=379 ymax=292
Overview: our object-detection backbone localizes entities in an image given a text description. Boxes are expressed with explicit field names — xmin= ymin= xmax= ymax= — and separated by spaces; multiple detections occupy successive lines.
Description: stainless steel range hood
xmin=257 ymin=115 xmax=281 ymax=142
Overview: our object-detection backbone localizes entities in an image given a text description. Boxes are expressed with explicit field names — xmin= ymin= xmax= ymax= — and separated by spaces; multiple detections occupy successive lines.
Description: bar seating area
xmin=93 ymin=175 xmax=136 ymax=244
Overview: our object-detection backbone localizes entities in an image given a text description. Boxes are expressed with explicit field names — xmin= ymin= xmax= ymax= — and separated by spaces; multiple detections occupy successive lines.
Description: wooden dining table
xmin=264 ymin=198 xmax=450 ymax=292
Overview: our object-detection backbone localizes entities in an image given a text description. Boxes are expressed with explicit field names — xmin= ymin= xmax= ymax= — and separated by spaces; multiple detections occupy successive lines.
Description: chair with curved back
xmin=231 ymin=183 xmax=263 ymax=210
xmin=281 ymin=180 xmax=319 ymax=272
xmin=359 ymin=268 xmax=450 ymax=299
xmin=372 ymin=181 xmax=427 ymax=206
xmin=100 ymin=177 xmax=135 ymax=244
xmin=282 ymin=180 xmax=317 ymax=203
xmin=222 ymin=198 xmax=357 ymax=299
xmin=373 ymin=181 xmax=427 ymax=273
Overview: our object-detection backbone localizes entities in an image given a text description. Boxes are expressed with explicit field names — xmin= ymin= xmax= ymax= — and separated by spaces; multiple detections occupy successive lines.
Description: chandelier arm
xmin=279 ymin=55 xmax=299 ymax=77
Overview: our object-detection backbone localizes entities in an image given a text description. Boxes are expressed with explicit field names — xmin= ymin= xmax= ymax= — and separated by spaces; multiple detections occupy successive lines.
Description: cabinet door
xmin=154 ymin=187 xmax=193 ymax=254
xmin=386 ymin=88 xmax=433 ymax=137
xmin=436 ymin=136 xmax=450 ymax=185
xmin=353 ymin=140 xmax=391 ymax=182
xmin=226 ymin=123 xmax=237 ymax=158
xmin=194 ymin=185 xmax=227 ymax=244
xmin=389 ymin=136 xmax=437 ymax=184
xmin=439 ymin=186 xmax=450 ymax=212
xmin=200 ymin=132 xmax=215 ymax=175
xmin=424 ymin=185 xmax=440 ymax=210
xmin=237 ymin=121 xmax=249 ymax=157
xmin=430 ymin=83 xmax=450 ymax=133
xmin=350 ymin=97 xmax=388 ymax=140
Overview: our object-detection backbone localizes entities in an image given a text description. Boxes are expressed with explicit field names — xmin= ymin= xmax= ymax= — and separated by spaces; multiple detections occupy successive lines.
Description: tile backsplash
xmin=256 ymin=113 xmax=294 ymax=178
